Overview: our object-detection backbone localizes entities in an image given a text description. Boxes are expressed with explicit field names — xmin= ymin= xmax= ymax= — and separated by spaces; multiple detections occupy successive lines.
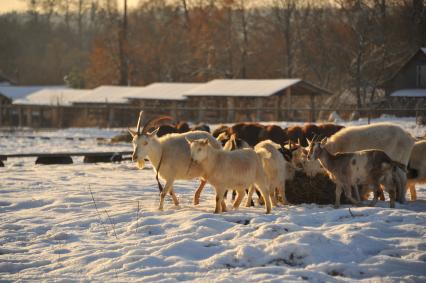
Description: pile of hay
xmin=286 ymin=171 xmax=350 ymax=205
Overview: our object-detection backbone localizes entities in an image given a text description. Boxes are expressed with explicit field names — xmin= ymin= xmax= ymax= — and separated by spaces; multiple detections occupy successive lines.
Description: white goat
xmin=407 ymin=140 xmax=426 ymax=201
xmin=187 ymin=138 xmax=272 ymax=214
xmin=308 ymin=138 xmax=405 ymax=208
xmin=254 ymin=140 xmax=289 ymax=205
xmin=323 ymin=122 xmax=415 ymax=203
xmin=129 ymin=112 xmax=221 ymax=210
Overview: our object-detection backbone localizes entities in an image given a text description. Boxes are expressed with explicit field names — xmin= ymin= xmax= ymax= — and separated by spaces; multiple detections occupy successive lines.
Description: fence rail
xmin=0 ymin=104 xmax=425 ymax=128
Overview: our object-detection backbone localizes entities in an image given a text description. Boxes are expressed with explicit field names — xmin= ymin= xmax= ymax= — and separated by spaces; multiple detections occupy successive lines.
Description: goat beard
xmin=136 ymin=159 xmax=145 ymax=169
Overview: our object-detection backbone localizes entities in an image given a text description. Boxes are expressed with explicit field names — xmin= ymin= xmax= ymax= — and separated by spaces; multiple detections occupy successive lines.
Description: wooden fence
xmin=0 ymin=104 xmax=425 ymax=128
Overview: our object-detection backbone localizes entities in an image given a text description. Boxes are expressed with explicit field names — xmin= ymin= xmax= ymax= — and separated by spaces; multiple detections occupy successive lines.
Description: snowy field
xmin=1 ymin=118 xmax=426 ymax=282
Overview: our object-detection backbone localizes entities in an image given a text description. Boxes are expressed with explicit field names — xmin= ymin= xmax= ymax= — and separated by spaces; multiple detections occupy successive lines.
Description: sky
xmin=0 ymin=0 xmax=142 ymax=14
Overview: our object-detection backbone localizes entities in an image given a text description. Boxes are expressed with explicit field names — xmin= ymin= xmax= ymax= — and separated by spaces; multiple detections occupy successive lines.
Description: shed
xmin=126 ymin=82 xmax=203 ymax=119
xmin=71 ymin=86 xmax=143 ymax=127
xmin=0 ymin=86 xmax=68 ymax=127
xmin=380 ymin=48 xmax=426 ymax=96
xmin=11 ymin=89 xmax=91 ymax=128
xmin=183 ymin=79 xmax=332 ymax=123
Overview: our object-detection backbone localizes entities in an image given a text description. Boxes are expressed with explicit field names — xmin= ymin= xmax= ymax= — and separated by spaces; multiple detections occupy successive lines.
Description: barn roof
xmin=71 ymin=85 xmax=143 ymax=104
xmin=0 ymin=86 xmax=67 ymax=101
xmin=183 ymin=79 xmax=331 ymax=97
xmin=126 ymin=83 xmax=202 ymax=101
xmin=390 ymin=89 xmax=426 ymax=98
xmin=13 ymin=89 xmax=91 ymax=106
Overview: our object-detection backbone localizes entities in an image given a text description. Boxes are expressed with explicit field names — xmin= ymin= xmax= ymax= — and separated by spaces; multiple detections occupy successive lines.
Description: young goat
xmin=307 ymin=138 xmax=405 ymax=208
xmin=193 ymin=133 xmax=253 ymax=205
xmin=323 ymin=123 xmax=415 ymax=203
xmin=187 ymin=138 xmax=272 ymax=214
xmin=406 ymin=140 xmax=426 ymax=201
xmin=129 ymin=111 xmax=221 ymax=210
xmin=253 ymin=140 xmax=289 ymax=206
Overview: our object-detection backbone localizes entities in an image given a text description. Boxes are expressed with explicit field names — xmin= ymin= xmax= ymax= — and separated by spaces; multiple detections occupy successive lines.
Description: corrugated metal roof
xmin=126 ymin=83 xmax=202 ymax=101
xmin=183 ymin=79 xmax=301 ymax=97
xmin=0 ymin=86 xmax=67 ymax=100
xmin=71 ymin=86 xmax=143 ymax=104
xmin=390 ymin=89 xmax=426 ymax=98
xmin=13 ymin=89 xmax=90 ymax=106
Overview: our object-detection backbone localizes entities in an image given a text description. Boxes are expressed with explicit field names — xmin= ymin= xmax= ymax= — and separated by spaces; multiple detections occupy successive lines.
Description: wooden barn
xmin=12 ymin=89 xmax=90 ymax=128
xmin=70 ymin=85 xmax=143 ymax=127
xmin=126 ymin=82 xmax=202 ymax=120
xmin=0 ymin=86 xmax=68 ymax=127
xmin=381 ymin=48 xmax=426 ymax=96
xmin=182 ymin=79 xmax=332 ymax=123
xmin=378 ymin=47 xmax=426 ymax=118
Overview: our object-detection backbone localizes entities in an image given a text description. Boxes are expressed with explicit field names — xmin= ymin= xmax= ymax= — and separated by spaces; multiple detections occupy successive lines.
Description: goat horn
xmin=141 ymin=116 xmax=174 ymax=135
xmin=136 ymin=110 xmax=143 ymax=134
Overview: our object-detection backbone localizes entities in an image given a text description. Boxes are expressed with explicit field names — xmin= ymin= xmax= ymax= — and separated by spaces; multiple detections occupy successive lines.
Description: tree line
xmin=0 ymin=0 xmax=424 ymax=108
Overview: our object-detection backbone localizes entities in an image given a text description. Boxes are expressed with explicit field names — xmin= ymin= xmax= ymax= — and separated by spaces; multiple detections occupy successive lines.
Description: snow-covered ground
xmin=1 ymin=118 xmax=426 ymax=282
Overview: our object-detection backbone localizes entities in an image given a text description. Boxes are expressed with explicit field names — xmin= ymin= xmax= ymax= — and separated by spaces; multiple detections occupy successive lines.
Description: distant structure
xmin=380 ymin=47 xmax=426 ymax=111
xmin=0 ymin=85 xmax=68 ymax=127
xmin=126 ymin=82 xmax=202 ymax=120
xmin=1 ymin=79 xmax=333 ymax=128
xmin=183 ymin=79 xmax=331 ymax=123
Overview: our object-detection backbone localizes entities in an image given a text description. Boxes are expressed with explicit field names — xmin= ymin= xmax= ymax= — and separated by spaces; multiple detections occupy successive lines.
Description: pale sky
xmin=0 ymin=0 xmax=142 ymax=14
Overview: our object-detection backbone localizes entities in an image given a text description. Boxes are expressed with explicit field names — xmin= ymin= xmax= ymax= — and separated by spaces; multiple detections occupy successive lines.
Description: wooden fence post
xmin=309 ymin=94 xmax=316 ymax=122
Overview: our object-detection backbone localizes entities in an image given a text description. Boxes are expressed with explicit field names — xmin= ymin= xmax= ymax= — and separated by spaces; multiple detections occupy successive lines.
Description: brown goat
xmin=176 ymin=121 xmax=190 ymax=133
xmin=229 ymin=122 xmax=266 ymax=147
xmin=212 ymin=125 xmax=229 ymax=138
xmin=260 ymin=125 xmax=288 ymax=146
xmin=317 ymin=124 xmax=345 ymax=138
xmin=286 ymin=126 xmax=305 ymax=146
xmin=192 ymin=124 xmax=211 ymax=133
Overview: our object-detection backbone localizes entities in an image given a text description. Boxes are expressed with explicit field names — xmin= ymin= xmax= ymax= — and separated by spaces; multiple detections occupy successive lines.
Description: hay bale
xmin=35 ymin=155 xmax=73 ymax=165
xmin=285 ymin=171 xmax=350 ymax=205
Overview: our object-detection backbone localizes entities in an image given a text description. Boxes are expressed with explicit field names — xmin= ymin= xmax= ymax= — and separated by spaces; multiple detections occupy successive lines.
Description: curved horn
xmin=141 ymin=116 xmax=174 ymax=135
xmin=136 ymin=110 xmax=143 ymax=134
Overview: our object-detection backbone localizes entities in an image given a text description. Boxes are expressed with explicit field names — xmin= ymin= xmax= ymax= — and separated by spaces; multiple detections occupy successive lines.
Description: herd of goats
xmin=127 ymin=111 xmax=426 ymax=213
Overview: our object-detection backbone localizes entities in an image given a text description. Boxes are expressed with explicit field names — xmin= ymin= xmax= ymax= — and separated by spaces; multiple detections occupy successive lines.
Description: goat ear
xmin=201 ymin=138 xmax=209 ymax=145
xmin=148 ymin=127 xmax=159 ymax=137
xmin=128 ymin=128 xmax=138 ymax=137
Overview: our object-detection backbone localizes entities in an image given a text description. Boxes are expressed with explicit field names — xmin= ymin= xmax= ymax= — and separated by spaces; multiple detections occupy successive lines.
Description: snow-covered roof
xmin=0 ymin=86 xmax=67 ymax=100
xmin=183 ymin=79 xmax=301 ymax=97
xmin=126 ymin=83 xmax=202 ymax=101
xmin=13 ymin=89 xmax=91 ymax=106
xmin=71 ymin=85 xmax=143 ymax=104
xmin=390 ymin=89 xmax=426 ymax=98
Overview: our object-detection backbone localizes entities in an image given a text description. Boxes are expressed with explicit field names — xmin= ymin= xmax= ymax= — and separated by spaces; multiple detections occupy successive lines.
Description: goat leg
xmin=368 ymin=185 xmax=380 ymax=207
xmin=221 ymin=199 xmax=227 ymax=212
xmin=389 ymin=189 xmax=396 ymax=208
xmin=408 ymin=183 xmax=417 ymax=201
xmin=193 ymin=179 xmax=206 ymax=205
xmin=256 ymin=189 xmax=264 ymax=206
xmin=233 ymin=189 xmax=245 ymax=209
xmin=245 ymin=186 xmax=255 ymax=207
xmin=334 ymin=184 xmax=343 ymax=208
xmin=214 ymin=194 xmax=221 ymax=213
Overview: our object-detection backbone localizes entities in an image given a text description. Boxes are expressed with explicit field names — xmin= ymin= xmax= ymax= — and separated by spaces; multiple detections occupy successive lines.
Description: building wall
xmin=385 ymin=51 xmax=426 ymax=95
